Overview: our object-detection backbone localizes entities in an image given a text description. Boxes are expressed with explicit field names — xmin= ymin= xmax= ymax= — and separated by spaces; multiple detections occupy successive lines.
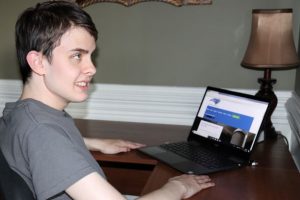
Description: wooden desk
xmin=76 ymin=119 xmax=300 ymax=200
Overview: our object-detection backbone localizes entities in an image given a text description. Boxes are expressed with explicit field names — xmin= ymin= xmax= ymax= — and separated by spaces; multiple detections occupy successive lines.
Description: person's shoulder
xmin=19 ymin=99 xmax=70 ymax=124
xmin=4 ymin=99 xmax=72 ymax=138
xmin=2 ymin=100 xmax=37 ymax=128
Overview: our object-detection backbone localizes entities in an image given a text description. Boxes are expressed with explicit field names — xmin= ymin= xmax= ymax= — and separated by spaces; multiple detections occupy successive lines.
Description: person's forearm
xmin=83 ymin=137 xmax=101 ymax=151
xmin=137 ymin=181 xmax=185 ymax=200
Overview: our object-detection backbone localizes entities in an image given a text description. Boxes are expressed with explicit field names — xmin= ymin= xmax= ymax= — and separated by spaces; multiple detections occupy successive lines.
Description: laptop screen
xmin=190 ymin=87 xmax=269 ymax=153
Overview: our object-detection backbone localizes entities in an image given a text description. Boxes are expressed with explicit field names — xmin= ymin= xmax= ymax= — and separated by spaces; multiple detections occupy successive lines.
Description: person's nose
xmin=84 ymin=59 xmax=97 ymax=76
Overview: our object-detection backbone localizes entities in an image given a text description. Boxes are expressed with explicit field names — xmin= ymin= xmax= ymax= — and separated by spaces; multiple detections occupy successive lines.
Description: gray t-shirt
xmin=0 ymin=99 xmax=105 ymax=200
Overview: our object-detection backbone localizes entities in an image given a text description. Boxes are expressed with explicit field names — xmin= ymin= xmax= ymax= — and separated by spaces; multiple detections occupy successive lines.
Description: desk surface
xmin=76 ymin=119 xmax=300 ymax=200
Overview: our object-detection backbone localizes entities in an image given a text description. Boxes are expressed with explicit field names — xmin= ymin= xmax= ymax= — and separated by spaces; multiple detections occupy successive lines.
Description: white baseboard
xmin=0 ymin=79 xmax=293 ymax=143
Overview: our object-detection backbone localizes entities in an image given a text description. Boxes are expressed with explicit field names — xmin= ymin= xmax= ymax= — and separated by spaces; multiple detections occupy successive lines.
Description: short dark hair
xmin=15 ymin=0 xmax=98 ymax=84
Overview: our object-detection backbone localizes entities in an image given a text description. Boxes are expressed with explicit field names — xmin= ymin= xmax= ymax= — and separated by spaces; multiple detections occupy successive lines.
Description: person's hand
xmin=165 ymin=174 xmax=215 ymax=199
xmin=83 ymin=138 xmax=145 ymax=154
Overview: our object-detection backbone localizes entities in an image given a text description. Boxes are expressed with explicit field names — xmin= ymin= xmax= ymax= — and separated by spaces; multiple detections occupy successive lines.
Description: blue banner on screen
xmin=204 ymin=106 xmax=253 ymax=131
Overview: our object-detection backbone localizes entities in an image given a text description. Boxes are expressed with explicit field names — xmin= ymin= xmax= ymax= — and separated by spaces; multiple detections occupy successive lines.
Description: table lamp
xmin=241 ymin=9 xmax=300 ymax=139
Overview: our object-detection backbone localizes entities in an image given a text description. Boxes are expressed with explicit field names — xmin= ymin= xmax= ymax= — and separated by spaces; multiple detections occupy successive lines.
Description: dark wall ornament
xmin=75 ymin=0 xmax=212 ymax=7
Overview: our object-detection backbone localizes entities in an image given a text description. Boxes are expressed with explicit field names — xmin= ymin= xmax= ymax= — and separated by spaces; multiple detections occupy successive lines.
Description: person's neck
xmin=20 ymin=80 xmax=68 ymax=111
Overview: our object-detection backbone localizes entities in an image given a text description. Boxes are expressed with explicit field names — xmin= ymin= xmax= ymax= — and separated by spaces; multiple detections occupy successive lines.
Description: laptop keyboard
xmin=160 ymin=142 xmax=235 ymax=169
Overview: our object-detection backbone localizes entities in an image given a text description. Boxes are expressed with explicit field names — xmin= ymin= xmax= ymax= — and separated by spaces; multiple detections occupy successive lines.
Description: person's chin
xmin=72 ymin=95 xmax=89 ymax=103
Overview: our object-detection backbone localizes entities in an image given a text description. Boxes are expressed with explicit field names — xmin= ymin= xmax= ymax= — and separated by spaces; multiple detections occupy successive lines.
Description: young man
xmin=0 ymin=1 xmax=214 ymax=199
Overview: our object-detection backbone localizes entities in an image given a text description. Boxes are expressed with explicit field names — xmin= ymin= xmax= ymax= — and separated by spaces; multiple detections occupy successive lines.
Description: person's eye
xmin=72 ymin=52 xmax=81 ymax=60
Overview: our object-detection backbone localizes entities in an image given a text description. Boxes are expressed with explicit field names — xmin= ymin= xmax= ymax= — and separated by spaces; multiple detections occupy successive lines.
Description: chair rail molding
xmin=0 ymin=79 xmax=292 ymax=146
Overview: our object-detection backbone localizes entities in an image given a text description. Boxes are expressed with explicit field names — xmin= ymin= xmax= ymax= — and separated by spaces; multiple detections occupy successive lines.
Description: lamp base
xmin=255 ymin=74 xmax=278 ymax=140
xmin=261 ymin=122 xmax=278 ymax=139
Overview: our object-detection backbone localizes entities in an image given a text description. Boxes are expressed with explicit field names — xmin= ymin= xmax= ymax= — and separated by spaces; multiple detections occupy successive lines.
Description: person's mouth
xmin=75 ymin=81 xmax=90 ymax=89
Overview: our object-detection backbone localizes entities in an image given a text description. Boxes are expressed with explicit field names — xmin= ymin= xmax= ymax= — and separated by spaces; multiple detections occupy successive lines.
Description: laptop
xmin=138 ymin=86 xmax=270 ymax=174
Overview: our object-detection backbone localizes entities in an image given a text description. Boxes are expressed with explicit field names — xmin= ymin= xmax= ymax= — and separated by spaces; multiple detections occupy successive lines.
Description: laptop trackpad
xmin=141 ymin=146 xmax=209 ymax=174
xmin=143 ymin=147 xmax=187 ymax=164
xmin=155 ymin=151 xmax=208 ymax=174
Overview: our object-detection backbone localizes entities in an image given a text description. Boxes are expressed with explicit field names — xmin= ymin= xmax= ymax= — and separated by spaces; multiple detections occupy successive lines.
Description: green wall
xmin=0 ymin=0 xmax=299 ymax=90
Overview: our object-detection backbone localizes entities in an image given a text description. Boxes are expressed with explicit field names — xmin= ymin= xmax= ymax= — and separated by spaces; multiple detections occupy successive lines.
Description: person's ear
xmin=26 ymin=50 xmax=45 ymax=75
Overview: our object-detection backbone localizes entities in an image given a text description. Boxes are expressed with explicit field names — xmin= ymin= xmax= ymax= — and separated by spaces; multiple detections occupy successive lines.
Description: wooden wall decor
xmin=75 ymin=0 xmax=212 ymax=7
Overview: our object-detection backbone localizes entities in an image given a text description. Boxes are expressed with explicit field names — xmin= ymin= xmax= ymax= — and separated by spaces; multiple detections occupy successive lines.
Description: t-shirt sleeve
xmin=24 ymin=123 xmax=95 ymax=200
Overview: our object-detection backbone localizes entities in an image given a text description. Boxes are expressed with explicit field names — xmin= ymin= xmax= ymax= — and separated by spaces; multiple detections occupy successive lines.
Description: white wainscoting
xmin=286 ymin=92 xmax=300 ymax=170
xmin=0 ymin=79 xmax=293 ymax=146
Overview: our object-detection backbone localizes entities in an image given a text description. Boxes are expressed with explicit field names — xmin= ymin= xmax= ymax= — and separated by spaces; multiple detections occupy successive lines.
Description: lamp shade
xmin=241 ymin=9 xmax=300 ymax=70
